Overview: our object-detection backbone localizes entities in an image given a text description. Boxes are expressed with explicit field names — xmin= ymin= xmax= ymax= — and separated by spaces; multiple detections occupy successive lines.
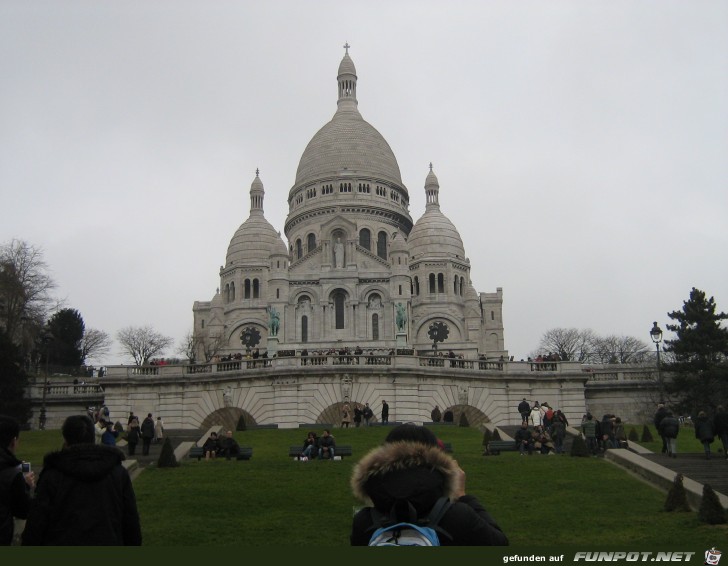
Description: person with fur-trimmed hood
xmin=349 ymin=424 xmax=508 ymax=546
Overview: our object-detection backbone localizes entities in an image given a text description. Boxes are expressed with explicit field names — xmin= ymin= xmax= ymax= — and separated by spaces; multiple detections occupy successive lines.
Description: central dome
xmin=294 ymin=114 xmax=403 ymax=187
xmin=293 ymin=48 xmax=403 ymax=189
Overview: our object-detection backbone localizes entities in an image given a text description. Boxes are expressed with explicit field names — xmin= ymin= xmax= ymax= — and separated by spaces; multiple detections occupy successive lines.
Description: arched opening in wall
xmin=359 ymin=228 xmax=371 ymax=251
xmin=377 ymin=231 xmax=387 ymax=260
xmin=230 ymin=282 xmax=236 ymax=301
xmin=332 ymin=229 xmax=347 ymax=266
xmin=224 ymin=284 xmax=230 ymax=303
xmin=253 ymin=279 xmax=260 ymax=299
xmin=429 ymin=273 xmax=435 ymax=294
xmin=454 ymin=275 xmax=458 ymax=294
xmin=460 ymin=277 xmax=464 ymax=296
xmin=442 ymin=404 xmax=490 ymax=428
xmin=437 ymin=273 xmax=444 ymax=294
xmin=372 ymin=313 xmax=379 ymax=340
xmin=301 ymin=315 xmax=308 ymax=343
xmin=307 ymin=233 xmax=316 ymax=253
xmin=414 ymin=276 xmax=420 ymax=296
xmin=333 ymin=290 xmax=346 ymax=329
xmin=244 ymin=279 xmax=251 ymax=299
xmin=296 ymin=239 xmax=303 ymax=259
xmin=201 ymin=407 xmax=257 ymax=431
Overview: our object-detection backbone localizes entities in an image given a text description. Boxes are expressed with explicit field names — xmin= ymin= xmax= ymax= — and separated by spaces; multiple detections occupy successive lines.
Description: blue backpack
xmin=368 ymin=497 xmax=452 ymax=546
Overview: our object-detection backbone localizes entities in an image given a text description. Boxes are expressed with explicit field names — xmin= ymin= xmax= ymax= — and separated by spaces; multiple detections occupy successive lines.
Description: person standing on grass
xmin=21 ymin=414 xmax=141 ymax=546
xmin=362 ymin=403 xmax=374 ymax=427
xmin=354 ymin=405 xmax=363 ymax=428
xmin=341 ymin=404 xmax=351 ymax=428
xmin=0 ymin=415 xmax=35 ymax=546
xmin=381 ymin=400 xmax=389 ymax=424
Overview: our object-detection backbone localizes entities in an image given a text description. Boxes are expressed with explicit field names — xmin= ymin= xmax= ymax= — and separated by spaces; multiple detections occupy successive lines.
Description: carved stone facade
xmin=192 ymin=47 xmax=506 ymax=362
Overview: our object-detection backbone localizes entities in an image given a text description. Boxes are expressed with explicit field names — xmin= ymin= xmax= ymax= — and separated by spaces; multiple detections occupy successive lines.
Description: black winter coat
xmin=350 ymin=441 xmax=508 ymax=546
xmin=21 ymin=444 xmax=141 ymax=546
xmin=694 ymin=416 xmax=714 ymax=443
xmin=0 ymin=447 xmax=31 ymax=545
xmin=658 ymin=416 xmax=680 ymax=439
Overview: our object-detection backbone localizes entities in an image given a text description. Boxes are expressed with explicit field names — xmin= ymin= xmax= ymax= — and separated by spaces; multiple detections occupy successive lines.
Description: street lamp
xmin=650 ymin=321 xmax=663 ymax=402
xmin=38 ymin=330 xmax=54 ymax=430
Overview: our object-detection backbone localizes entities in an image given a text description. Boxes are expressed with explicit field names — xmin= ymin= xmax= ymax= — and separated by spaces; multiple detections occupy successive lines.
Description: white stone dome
xmin=294 ymin=111 xmax=403 ymax=188
xmin=408 ymin=166 xmax=466 ymax=260
xmin=226 ymin=174 xmax=287 ymax=265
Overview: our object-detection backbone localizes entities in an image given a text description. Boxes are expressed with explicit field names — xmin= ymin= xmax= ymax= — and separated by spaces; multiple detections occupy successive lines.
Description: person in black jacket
xmin=713 ymin=405 xmax=728 ymax=460
xmin=21 ymin=414 xmax=141 ymax=546
xmin=140 ymin=413 xmax=155 ymax=456
xmin=350 ymin=424 xmax=508 ymax=546
xmin=653 ymin=404 xmax=669 ymax=454
xmin=0 ymin=415 xmax=35 ymax=546
xmin=658 ymin=411 xmax=680 ymax=458
xmin=517 ymin=398 xmax=530 ymax=424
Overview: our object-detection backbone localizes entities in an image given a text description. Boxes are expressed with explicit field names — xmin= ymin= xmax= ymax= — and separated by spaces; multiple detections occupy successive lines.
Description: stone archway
xmin=201 ymin=407 xmax=257 ymax=431
xmin=442 ymin=404 xmax=490 ymax=428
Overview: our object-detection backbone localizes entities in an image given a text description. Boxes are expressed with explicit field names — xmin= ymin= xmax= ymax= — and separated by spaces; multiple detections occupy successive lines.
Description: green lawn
xmin=15 ymin=425 xmax=727 ymax=546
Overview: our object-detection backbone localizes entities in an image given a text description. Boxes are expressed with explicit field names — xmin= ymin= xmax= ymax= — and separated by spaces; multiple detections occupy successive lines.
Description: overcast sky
xmin=1 ymin=1 xmax=726 ymax=364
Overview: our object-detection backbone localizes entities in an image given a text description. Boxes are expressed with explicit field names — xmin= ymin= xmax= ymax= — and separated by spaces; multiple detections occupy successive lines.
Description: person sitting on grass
xmin=203 ymin=431 xmax=220 ymax=460
xmin=318 ymin=429 xmax=336 ymax=460
xmin=218 ymin=430 xmax=240 ymax=460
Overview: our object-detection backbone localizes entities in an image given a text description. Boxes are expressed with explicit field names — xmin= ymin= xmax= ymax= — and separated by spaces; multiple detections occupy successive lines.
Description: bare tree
xmin=177 ymin=330 xmax=225 ymax=363
xmin=80 ymin=328 xmax=113 ymax=364
xmin=592 ymin=335 xmax=651 ymax=364
xmin=535 ymin=328 xmax=596 ymax=362
xmin=116 ymin=325 xmax=173 ymax=366
xmin=0 ymin=239 xmax=57 ymax=343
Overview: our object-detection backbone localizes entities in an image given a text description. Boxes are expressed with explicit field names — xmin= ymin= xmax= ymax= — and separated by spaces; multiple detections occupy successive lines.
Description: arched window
xmin=429 ymin=273 xmax=435 ymax=294
xmin=301 ymin=316 xmax=308 ymax=343
xmin=460 ymin=277 xmax=464 ymax=296
xmin=230 ymin=282 xmax=236 ymax=301
xmin=253 ymin=279 xmax=260 ymax=299
xmin=296 ymin=239 xmax=303 ymax=259
xmin=359 ymin=228 xmax=371 ymax=251
xmin=414 ymin=276 xmax=420 ymax=296
xmin=224 ymin=284 xmax=230 ymax=303
xmin=377 ymin=231 xmax=387 ymax=260
xmin=437 ymin=273 xmax=444 ymax=294
xmin=372 ymin=314 xmax=379 ymax=340
xmin=244 ymin=279 xmax=251 ymax=299
xmin=333 ymin=291 xmax=346 ymax=329
xmin=276 ymin=288 xmax=280 ymax=299
xmin=454 ymin=275 xmax=459 ymax=294
xmin=307 ymin=233 xmax=316 ymax=253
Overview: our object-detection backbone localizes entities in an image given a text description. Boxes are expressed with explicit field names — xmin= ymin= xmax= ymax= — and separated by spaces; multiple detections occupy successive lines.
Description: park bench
xmin=288 ymin=445 xmax=353 ymax=460
xmin=188 ymin=445 xmax=253 ymax=461
xmin=484 ymin=440 xmax=518 ymax=455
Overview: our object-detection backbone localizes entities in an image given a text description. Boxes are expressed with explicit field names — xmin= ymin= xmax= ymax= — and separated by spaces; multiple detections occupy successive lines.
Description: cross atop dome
xmin=343 ymin=42 xmax=350 ymax=54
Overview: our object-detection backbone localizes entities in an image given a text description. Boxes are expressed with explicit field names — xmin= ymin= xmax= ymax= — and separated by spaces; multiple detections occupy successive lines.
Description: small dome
xmin=408 ymin=166 xmax=465 ymax=260
xmin=390 ymin=231 xmax=408 ymax=254
xmin=408 ymin=208 xmax=465 ymax=260
xmin=226 ymin=174 xmax=287 ymax=265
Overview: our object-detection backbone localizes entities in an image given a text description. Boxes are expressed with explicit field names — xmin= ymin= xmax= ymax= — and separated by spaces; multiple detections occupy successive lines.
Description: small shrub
xmin=236 ymin=415 xmax=247 ymax=431
xmin=157 ymin=437 xmax=179 ymax=468
xmin=570 ymin=434 xmax=589 ymax=457
xmin=459 ymin=413 xmax=470 ymax=427
xmin=664 ymin=474 xmax=690 ymax=512
xmin=641 ymin=425 xmax=654 ymax=443
xmin=698 ymin=484 xmax=727 ymax=524
xmin=628 ymin=427 xmax=638 ymax=441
